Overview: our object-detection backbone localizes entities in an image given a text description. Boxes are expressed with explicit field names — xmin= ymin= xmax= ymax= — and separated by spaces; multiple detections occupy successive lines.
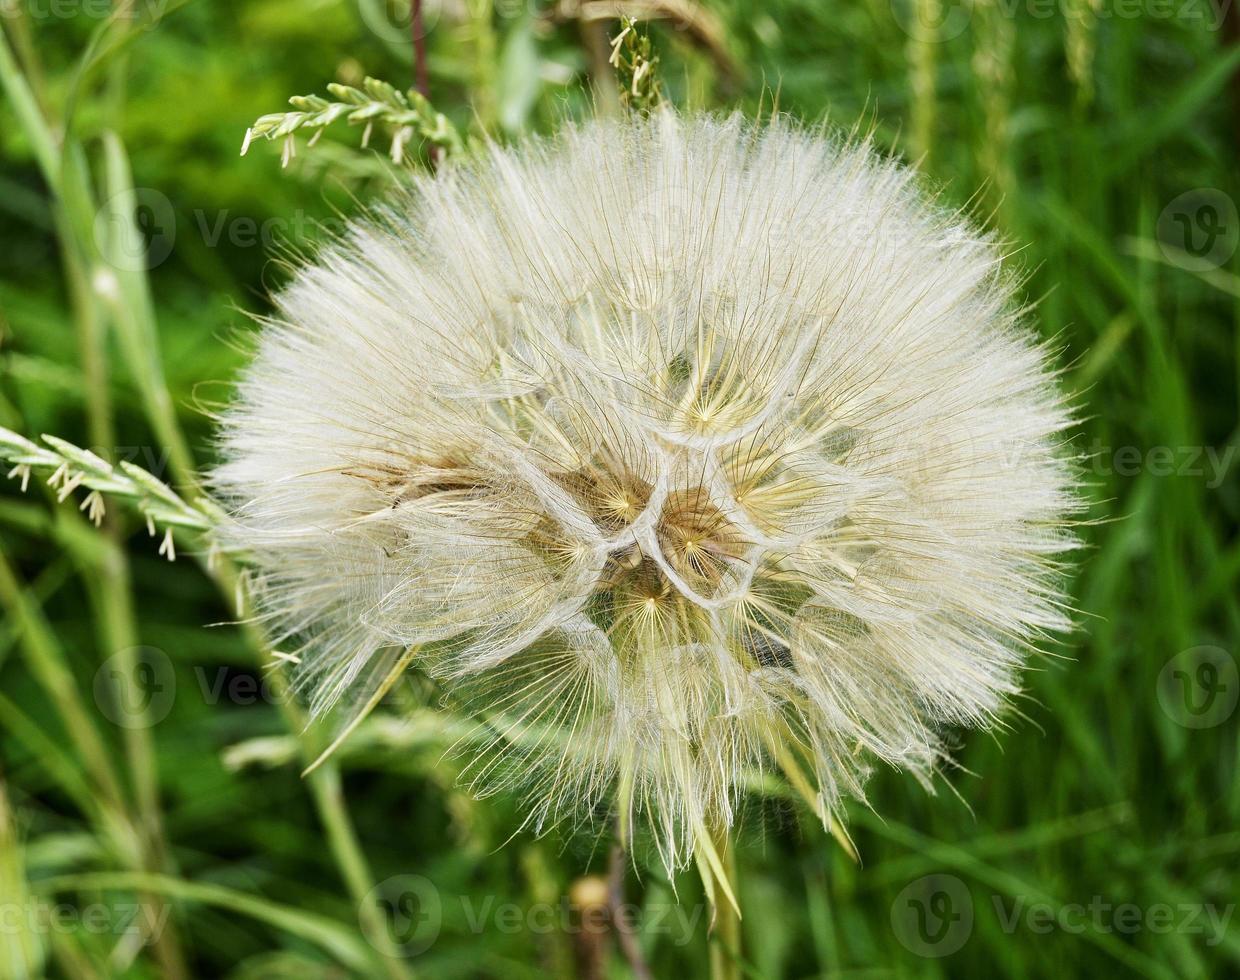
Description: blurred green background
xmin=1 ymin=0 xmax=1238 ymax=977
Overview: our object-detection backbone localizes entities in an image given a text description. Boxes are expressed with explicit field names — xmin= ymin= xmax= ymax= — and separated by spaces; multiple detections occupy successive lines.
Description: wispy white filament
xmin=214 ymin=112 xmax=1078 ymax=869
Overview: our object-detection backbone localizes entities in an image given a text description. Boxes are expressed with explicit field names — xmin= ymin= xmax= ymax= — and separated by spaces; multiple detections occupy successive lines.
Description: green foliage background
xmin=0 ymin=1 xmax=1238 ymax=977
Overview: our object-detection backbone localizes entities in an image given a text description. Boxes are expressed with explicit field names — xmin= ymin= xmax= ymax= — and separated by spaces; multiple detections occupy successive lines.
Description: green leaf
xmin=34 ymin=872 xmax=378 ymax=972
xmin=498 ymin=18 xmax=542 ymax=135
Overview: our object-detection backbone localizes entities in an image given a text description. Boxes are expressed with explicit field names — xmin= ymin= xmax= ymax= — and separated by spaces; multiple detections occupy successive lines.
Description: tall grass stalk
xmin=0 ymin=22 xmax=414 ymax=980
xmin=973 ymin=0 xmax=1015 ymax=214
xmin=1063 ymin=0 xmax=1101 ymax=105
xmin=707 ymin=825 xmax=742 ymax=980
xmin=905 ymin=0 xmax=939 ymax=165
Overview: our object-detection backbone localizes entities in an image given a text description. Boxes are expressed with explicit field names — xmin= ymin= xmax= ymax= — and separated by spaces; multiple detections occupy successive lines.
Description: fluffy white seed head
xmin=214 ymin=112 xmax=1078 ymax=869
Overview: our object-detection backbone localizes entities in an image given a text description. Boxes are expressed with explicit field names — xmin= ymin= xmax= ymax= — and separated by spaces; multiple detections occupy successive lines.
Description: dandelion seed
xmin=240 ymin=127 xmax=254 ymax=156
xmin=270 ymin=649 xmax=301 ymax=665
xmin=214 ymin=113 xmax=1079 ymax=871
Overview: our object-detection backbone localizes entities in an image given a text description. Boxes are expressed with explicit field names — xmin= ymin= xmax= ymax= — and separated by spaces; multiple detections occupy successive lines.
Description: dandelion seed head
xmin=214 ymin=112 xmax=1079 ymax=869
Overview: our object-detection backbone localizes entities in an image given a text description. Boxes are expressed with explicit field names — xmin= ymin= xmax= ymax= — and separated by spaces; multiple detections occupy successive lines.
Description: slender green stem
xmin=97 ymin=132 xmax=197 ymax=487
xmin=0 ymin=30 xmax=59 ymax=182
xmin=60 ymin=220 xmax=190 ymax=980
xmin=307 ymin=764 xmax=415 ymax=978
xmin=708 ymin=826 xmax=742 ymax=980
xmin=224 ymin=569 xmax=416 ymax=980
xmin=466 ymin=0 xmax=497 ymax=130
xmin=906 ymin=0 xmax=939 ymax=167
xmin=0 ymin=781 xmax=46 ymax=979
xmin=0 ymin=551 xmax=126 ymax=815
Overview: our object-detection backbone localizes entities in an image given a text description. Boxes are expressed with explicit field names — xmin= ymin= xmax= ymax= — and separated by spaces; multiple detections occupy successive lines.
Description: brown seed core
xmin=656 ymin=487 xmax=747 ymax=591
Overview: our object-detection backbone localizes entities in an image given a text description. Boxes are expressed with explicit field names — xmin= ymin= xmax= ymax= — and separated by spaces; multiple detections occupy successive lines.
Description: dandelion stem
xmin=707 ymin=825 xmax=742 ymax=980
xmin=307 ymin=762 xmax=415 ymax=978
